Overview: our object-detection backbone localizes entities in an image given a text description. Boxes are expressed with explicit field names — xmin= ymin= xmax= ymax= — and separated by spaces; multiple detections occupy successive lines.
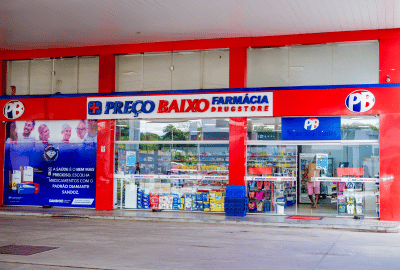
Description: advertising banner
xmin=87 ymin=92 xmax=273 ymax=119
xmin=3 ymin=120 xmax=97 ymax=208
xmin=281 ymin=117 xmax=341 ymax=140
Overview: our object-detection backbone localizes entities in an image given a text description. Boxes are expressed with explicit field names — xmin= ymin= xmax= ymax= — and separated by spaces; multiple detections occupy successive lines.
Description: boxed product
xmin=209 ymin=191 xmax=216 ymax=201
xmin=185 ymin=194 xmax=192 ymax=211
xmin=150 ymin=192 xmax=159 ymax=209
xmin=197 ymin=202 xmax=204 ymax=211
xmin=179 ymin=197 xmax=185 ymax=210
xmin=215 ymin=192 xmax=223 ymax=202
xmin=203 ymin=202 xmax=210 ymax=211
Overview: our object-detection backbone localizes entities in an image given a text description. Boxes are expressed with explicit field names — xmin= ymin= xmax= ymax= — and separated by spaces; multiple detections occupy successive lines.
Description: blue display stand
xmin=225 ymin=185 xmax=248 ymax=217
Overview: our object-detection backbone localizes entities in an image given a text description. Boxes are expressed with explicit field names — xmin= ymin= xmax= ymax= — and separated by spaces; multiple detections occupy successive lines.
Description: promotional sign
xmin=3 ymin=120 xmax=97 ymax=208
xmin=316 ymin=153 xmax=328 ymax=170
xmin=87 ymin=92 xmax=273 ymax=119
xmin=281 ymin=117 xmax=341 ymax=140
xmin=126 ymin=151 xmax=136 ymax=166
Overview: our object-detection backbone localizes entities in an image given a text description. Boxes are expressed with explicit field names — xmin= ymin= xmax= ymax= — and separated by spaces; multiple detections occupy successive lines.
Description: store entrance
xmin=298 ymin=150 xmax=337 ymax=216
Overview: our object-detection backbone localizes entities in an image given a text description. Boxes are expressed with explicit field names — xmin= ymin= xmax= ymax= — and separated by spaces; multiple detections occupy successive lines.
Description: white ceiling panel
xmin=0 ymin=0 xmax=400 ymax=50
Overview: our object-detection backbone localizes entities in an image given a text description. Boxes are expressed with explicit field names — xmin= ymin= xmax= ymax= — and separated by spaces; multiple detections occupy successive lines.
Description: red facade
xmin=1 ymin=29 xmax=400 ymax=220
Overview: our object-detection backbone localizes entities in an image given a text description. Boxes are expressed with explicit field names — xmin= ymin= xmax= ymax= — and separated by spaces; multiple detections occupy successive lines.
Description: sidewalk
xmin=0 ymin=205 xmax=399 ymax=233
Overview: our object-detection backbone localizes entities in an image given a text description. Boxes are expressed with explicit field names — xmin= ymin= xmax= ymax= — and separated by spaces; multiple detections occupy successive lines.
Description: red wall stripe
xmin=95 ymin=54 xmax=115 ymax=210
xmin=229 ymin=47 xmax=247 ymax=186
xmin=99 ymin=55 xmax=116 ymax=94
xmin=379 ymin=113 xmax=400 ymax=221
xmin=0 ymin=122 xmax=5 ymax=206
xmin=95 ymin=119 xmax=115 ymax=211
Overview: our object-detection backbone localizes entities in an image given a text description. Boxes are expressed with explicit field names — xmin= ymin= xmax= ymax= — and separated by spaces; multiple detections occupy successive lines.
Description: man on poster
xmin=75 ymin=120 xmax=87 ymax=142
xmin=20 ymin=121 xmax=36 ymax=142
xmin=84 ymin=120 xmax=97 ymax=144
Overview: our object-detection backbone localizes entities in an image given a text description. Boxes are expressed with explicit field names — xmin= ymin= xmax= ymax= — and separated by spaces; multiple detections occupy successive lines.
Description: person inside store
xmin=135 ymin=162 xmax=141 ymax=174
xmin=61 ymin=124 xmax=72 ymax=143
xmin=302 ymin=156 xmax=321 ymax=209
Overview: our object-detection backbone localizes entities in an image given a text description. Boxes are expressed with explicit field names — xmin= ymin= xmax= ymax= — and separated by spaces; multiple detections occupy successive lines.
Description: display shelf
xmin=337 ymin=182 xmax=365 ymax=216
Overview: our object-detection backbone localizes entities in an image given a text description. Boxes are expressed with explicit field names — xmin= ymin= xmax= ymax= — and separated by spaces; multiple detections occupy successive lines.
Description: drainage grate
xmin=0 ymin=245 xmax=58 ymax=255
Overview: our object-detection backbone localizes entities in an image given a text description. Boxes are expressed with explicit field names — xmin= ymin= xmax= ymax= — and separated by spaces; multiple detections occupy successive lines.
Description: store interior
xmin=114 ymin=116 xmax=380 ymax=218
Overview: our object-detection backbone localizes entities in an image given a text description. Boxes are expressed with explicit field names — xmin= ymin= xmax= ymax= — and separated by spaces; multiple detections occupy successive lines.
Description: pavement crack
xmin=312 ymin=231 xmax=344 ymax=270
xmin=0 ymin=260 xmax=114 ymax=269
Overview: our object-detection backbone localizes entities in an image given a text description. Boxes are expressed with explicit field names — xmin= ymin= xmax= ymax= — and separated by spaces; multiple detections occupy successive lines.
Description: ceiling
xmin=1 ymin=0 xmax=400 ymax=50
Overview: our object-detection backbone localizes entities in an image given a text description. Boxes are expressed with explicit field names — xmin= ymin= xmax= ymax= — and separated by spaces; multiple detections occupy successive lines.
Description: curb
xmin=1 ymin=211 xmax=399 ymax=233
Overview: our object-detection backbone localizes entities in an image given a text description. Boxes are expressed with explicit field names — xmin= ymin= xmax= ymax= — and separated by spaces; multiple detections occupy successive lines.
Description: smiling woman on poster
xmin=6 ymin=122 xmax=18 ymax=145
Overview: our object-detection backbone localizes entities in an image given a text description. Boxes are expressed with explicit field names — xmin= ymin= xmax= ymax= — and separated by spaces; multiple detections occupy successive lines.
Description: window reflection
xmin=115 ymin=119 xmax=229 ymax=141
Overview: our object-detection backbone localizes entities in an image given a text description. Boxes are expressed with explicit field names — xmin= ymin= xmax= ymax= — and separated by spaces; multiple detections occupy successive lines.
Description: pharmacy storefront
xmin=2 ymin=85 xmax=397 ymax=218
xmin=87 ymin=87 xmax=381 ymax=218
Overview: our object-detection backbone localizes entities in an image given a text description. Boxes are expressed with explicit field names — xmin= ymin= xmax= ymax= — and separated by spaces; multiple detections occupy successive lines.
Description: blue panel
xmin=282 ymin=117 xmax=341 ymax=140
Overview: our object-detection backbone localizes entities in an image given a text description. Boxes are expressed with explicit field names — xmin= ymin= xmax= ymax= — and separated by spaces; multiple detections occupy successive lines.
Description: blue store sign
xmin=282 ymin=117 xmax=341 ymax=140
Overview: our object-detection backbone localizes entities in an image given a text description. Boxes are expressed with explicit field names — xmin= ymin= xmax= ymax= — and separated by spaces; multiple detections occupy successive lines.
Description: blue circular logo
xmin=43 ymin=145 xmax=59 ymax=162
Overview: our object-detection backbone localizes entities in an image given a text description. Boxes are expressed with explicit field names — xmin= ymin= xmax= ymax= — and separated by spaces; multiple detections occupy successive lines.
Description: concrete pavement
xmin=0 ymin=206 xmax=399 ymax=233
xmin=1 ymin=215 xmax=400 ymax=270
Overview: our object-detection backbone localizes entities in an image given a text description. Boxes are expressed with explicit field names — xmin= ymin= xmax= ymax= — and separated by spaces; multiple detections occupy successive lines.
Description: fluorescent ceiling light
xmin=351 ymin=117 xmax=364 ymax=120
xmin=290 ymin=66 xmax=304 ymax=71
xmin=123 ymin=71 xmax=137 ymax=75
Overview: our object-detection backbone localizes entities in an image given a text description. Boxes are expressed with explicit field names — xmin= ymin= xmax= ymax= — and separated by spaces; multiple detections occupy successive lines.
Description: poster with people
xmin=3 ymin=120 xmax=97 ymax=208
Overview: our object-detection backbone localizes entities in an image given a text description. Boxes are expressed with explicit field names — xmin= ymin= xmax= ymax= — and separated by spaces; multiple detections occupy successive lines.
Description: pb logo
xmin=88 ymin=101 xmax=102 ymax=115
xmin=304 ymin=118 xmax=319 ymax=130
xmin=3 ymin=100 xmax=25 ymax=119
xmin=345 ymin=90 xmax=375 ymax=113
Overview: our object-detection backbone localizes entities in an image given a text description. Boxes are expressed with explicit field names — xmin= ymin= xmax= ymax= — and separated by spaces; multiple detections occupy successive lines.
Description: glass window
xmin=116 ymin=54 xmax=143 ymax=92
xmin=78 ymin=57 xmax=99 ymax=93
xmin=7 ymin=56 xmax=99 ymax=95
xmin=143 ymin=53 xmax=172 ymax=91
xmin=247 ymin=145 xmax=297 ymax=177
xmin=115 ymin=119 xmax=229 ymax=142
xmin=172 ymin=52 xmax=202 ymax=90
xmin=341 ymin=116 xmax=379 ymax=140
xmin=333 ymin=42 xmax=379 ymax=85
xmin=54 ymin=57 xmax=78 ymax=94
xmin=248 ymin=116 xmax=379 ymax=141
xmin=248 ymin=118 xmax=281 ymax=141
xmin=202 ymin=50 xmax=229 ymax=89
xmin=116 ymin=50 xmax=229 ymax=92
xmin=247 ymin=47 xmax=289 ymax=88
xmin=30 ymin=59 xmax=53 ymax=95
xmin=298 ymin=145 xmax=379 ymax=218
xmin=246 ymin=145 xmax=297 ymax=215
xmin=7 ymin=60 xmax=30 ymax=95
xmin=247 ymin=41 xmax=379 ymax=87
xmin=114 ymin=118 xmax=230 ymax=211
